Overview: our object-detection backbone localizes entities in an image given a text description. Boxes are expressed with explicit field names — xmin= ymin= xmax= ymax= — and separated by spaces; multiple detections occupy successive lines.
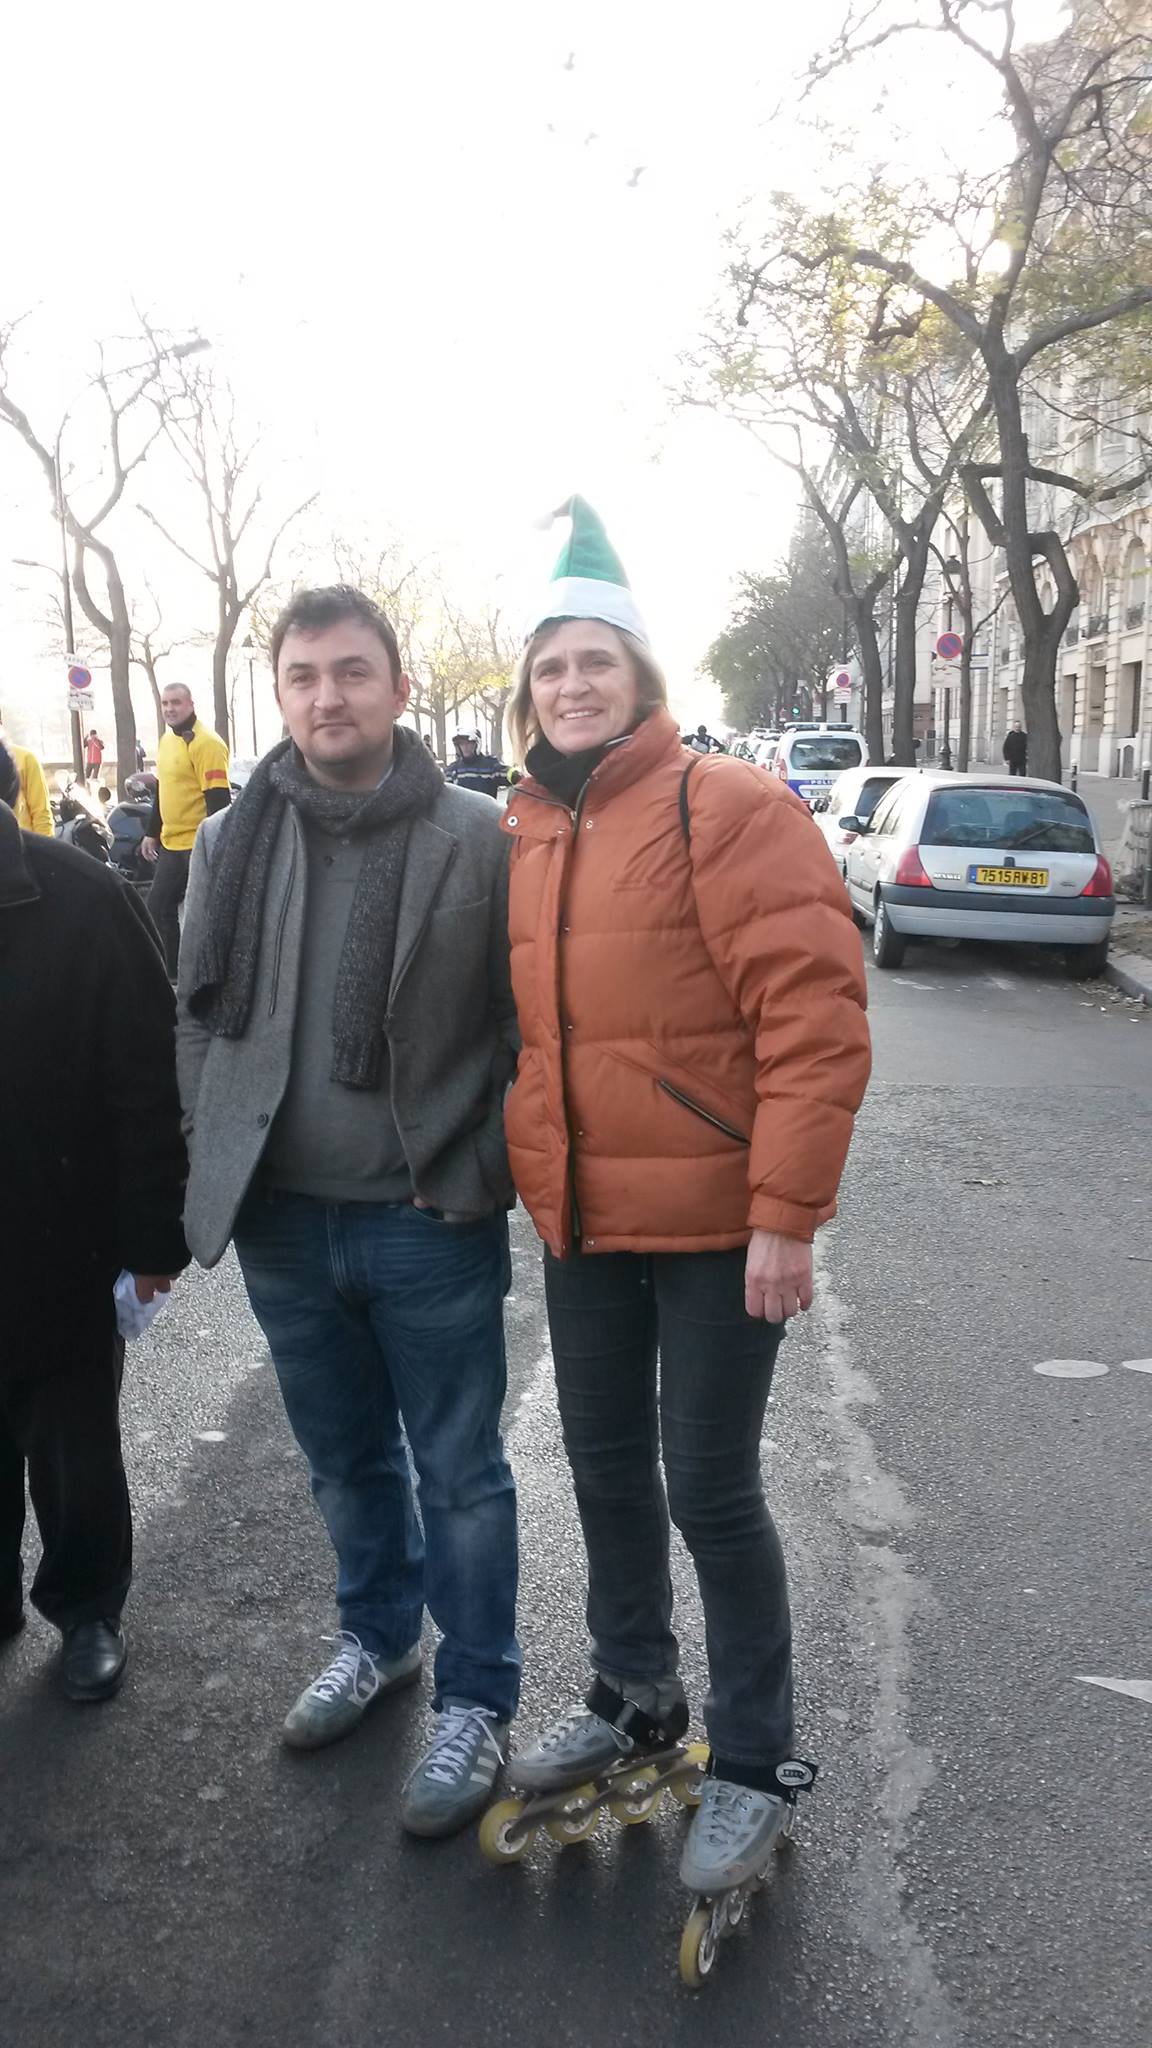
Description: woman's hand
xmin=744 ymin=1230 xmax=814 ymax=1323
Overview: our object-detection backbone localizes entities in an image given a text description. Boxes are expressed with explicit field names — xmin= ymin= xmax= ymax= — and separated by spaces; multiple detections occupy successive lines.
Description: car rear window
xmin=789 ymin=734 xmax=864 ymax=772
xmin=921 ymin=788 xmax=1095 ymax=854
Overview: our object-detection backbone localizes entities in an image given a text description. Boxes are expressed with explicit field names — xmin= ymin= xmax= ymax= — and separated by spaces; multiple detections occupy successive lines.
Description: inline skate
xmin=677 ymin=1758 xmax=817 ymax=1987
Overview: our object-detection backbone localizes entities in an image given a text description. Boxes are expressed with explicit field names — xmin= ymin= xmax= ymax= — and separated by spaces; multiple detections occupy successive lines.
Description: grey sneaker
xmin=282 ymin=1631 xmax=421 ymax=1751
xmin=507 ymin=1703 xmax=632 ymax=1793
xmin=679 ymin=1777 xmax=790 ymax=1893
xmin=400 ymin=1700 xmax=509 ymax=1837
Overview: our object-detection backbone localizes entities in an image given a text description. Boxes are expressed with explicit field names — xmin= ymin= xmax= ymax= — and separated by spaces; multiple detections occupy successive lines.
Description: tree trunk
xmin=854 ymin=598 xmax=886 ymax=764
xmin=892 ymin=565 xmax=924 ymax=765
xmin=1020 ymin=632 xmax=1064 ymax=784
xmin=213 ymin=594 xmax=237 ymax=743
xmin=103 ymin=565 xmax=137 ymax=801
xmin=433 ymin=687 xmax=448 ymax=762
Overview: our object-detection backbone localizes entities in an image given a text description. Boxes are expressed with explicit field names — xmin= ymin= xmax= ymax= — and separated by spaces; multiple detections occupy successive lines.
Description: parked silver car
xmin=843 ymin=773 xmax=1114 ymax=977
xmin=810 ymin=765 xmax=910 ymax=875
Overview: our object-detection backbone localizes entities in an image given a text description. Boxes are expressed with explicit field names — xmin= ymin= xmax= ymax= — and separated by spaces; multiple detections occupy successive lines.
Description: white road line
xmin=1120 ymin=1357 xmax=1152 ymax=1374
xmin=988 ymin=975 xmax=1018 ymax=991
xmin=1033 ymin=1359 xmax=1110 ymax=1378
xmin=1076 ymin=1677 xmax=1152 ymax=1706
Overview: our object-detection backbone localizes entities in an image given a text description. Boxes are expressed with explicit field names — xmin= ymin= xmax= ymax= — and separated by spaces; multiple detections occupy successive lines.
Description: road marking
xmin=194 ymin=1429 xmax=228 ymax=1442
xmin=891 ymin=977 xmax=939 ymax=992
xmin=1120 ymin=1357 xmax=1152 ymax=1374
xmin=1076 ymin=1677 xmax=1152 ymax=1707
xmin=988 ymin=975 xmax=1017 ymax=991
xmin=1033 ymin=1359 xmax=1109 ymax=1378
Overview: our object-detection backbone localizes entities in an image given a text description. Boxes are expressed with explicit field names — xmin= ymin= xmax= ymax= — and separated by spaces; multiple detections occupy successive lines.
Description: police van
xmin=770 ymin=726 xmax=868 ymax=803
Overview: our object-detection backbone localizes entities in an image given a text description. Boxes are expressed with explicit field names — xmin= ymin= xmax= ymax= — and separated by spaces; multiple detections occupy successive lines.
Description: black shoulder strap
xmin=678 ymin=758 xmax=698 ymax=847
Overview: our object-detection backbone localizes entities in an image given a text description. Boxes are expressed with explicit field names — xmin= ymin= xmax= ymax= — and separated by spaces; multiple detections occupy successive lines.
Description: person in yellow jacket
xmin=141 ymin=684 xmax=231 ymax=975
xmin=4 ymin=741 xmax=54 ymax=836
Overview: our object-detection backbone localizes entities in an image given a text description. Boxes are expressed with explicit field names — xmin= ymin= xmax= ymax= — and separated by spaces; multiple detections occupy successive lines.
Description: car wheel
xmin=1065 ymin=940 xmax=1110 ymax=980
xmin=872 ymin=896 xmax=907 ymax=969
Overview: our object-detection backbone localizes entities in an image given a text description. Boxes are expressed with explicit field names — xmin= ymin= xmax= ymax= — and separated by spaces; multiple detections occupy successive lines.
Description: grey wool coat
xmin=176 ymin=782 xmax=518 ymax=1268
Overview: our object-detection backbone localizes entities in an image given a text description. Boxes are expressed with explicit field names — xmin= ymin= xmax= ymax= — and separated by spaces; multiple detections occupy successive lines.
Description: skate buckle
xmin=774 ymin=1757 xmax=818 ymax=1800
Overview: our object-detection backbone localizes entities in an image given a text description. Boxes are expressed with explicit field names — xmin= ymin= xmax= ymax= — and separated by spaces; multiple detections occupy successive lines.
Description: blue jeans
xmin=234 ymin=1191 xmax=521 ymax=1721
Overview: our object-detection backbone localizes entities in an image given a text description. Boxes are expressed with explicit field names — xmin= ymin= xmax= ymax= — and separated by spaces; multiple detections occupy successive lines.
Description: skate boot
xmin=479 ymin=1678 xmax=708 ymax=1864
xmin=677 ymin=1758 xmax=817 ymax=1988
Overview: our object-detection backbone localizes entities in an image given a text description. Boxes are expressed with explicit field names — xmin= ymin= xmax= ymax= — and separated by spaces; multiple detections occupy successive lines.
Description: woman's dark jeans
xmin=543 ymin=1245 xmax=792 ymax=1777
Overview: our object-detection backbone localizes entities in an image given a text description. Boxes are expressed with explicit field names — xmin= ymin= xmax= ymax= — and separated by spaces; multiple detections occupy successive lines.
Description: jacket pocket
xmin=656 ymin=1079 xmax=750 ymax=1147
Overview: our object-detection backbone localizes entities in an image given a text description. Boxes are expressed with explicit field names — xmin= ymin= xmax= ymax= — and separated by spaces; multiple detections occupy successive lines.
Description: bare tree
xmin=140 ymin=334 xmax=316 ymax=742
xmin=0 ymin=321 xmax=184 ymax=793
xmin=784 ymin=0 xmax=1152 ymax=779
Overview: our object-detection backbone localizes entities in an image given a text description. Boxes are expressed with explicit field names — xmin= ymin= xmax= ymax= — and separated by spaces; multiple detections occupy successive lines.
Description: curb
xmin=1105 ymin=956 xmax=1152 ymax=1003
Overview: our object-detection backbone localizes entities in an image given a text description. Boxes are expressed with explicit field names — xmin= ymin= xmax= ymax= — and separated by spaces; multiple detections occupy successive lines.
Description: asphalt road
xmin=2 ymin=940 xmax=1150 ymax=2048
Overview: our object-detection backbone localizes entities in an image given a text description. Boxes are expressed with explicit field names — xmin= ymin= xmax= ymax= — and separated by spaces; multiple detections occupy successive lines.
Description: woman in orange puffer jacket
xmin=501 ymin=500 xmax=871 ymax=1904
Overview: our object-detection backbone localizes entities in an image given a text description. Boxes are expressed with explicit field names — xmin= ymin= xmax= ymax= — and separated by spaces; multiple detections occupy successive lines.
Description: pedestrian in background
xmin=445 ymin=730 xmax=509 ymax=801
xmin=140 ymin=684 xmax=231 ymax=977
xmin=84 ymin=728 xmax=105 ymax=782
xmin=0 ymin=741 xmax=188 ymax=1701
xmin=1003 ymin=723 xmax=1028 ymax=776
xmin=500 ymin=498 xmax=871 ymax=1900
xmin=1 ymin=736 xmax=54 ymax=835
xmin=177 ymin=586 xmax=521 ymax=1838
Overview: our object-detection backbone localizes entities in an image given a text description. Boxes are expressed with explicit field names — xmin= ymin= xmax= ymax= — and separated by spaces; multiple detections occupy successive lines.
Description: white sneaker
xmin=400 ymin=1701 xmax=510 ymax=1837
xmin=282 ymin=1631 xmax=421 ymax=1751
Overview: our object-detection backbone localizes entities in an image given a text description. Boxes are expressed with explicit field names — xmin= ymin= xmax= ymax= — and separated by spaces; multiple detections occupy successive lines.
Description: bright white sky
xmin=0 ymin=0 xmax=1068 ymax=751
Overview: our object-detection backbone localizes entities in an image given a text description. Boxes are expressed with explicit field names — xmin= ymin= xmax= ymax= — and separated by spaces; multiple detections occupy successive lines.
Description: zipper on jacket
xmin=657 ymin=1079 xmax=750 ymax=1147
xmin=268 ymin=834 xmax=298 ymax=1015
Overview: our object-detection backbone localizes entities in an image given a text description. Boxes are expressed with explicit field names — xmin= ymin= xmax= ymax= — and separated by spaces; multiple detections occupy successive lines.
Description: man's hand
xmin=133 ymin=1274 xmax=176 ymax=1305
xmin=141 ymin=835 xmax=159 ymax=864
xmin=744 ymin=1230 xmax=814 ymax=1323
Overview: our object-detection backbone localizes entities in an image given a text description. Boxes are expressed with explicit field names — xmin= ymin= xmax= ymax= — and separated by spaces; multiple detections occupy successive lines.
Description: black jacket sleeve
xmin=204 ymin=786 xmax=231 ymax=818
xmin=98 ymin=878 xmax=190 ymax=1277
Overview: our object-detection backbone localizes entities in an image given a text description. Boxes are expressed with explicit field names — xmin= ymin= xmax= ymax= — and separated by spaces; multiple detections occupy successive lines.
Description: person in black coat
xmin=1002 ymin=723 xmax=1028 ymax=775
xmin=0 ymin=743 xmax=190 ymax=1701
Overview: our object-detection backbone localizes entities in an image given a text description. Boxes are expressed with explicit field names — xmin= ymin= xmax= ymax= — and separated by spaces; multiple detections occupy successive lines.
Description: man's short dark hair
xmin=270 ymin=585 xmax=402 ymax=684
xmin=0 ymin=740 xmax=20 ymax=810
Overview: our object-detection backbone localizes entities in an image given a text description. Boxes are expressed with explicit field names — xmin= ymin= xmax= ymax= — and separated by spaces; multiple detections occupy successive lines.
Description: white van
xmin=769 ymin=727 xmax=868 ymax=802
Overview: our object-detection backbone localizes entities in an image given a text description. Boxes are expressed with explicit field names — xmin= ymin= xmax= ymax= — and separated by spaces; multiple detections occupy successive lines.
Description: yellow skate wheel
xmin=543 ymin=1785 xmax=602 ymax=1845
xmin=478 ymin=1798 xmax=535 ymax=1864
xmin=679 ymin=1905 xmax=719 ymax=1989
xmin=669 ymin=1742 xmax=710 ymax=1807
xmin=608 ymin=1764 xmax=663 ymax=1824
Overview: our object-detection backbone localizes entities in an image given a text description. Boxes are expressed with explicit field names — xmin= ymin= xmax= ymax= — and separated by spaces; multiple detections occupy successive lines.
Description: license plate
xmin=968 ymin=866 xmax=1049 ymax=887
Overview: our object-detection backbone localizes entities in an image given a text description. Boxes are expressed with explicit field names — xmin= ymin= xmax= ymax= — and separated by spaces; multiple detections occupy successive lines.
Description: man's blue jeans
xmin=234 ymin=1191 xmax=521 ymax=1721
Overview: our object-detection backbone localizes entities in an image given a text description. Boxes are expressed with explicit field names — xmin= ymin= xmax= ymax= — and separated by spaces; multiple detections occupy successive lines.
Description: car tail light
xmin=1080 ymin=855 xmax=1113 ymax=898
xmin=776 ymin=757 xmax=789 ymax=782
xmin=894 ymin=846 xmax=932 ymax=888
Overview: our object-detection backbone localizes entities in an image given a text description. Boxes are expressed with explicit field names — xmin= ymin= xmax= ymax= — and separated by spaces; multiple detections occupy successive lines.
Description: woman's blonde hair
xmin=506 ymin=620 xmax=669 ymax=763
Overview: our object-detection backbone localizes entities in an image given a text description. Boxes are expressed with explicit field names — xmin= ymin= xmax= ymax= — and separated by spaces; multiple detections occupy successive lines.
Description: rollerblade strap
xmin=707 ymin=1754 xmax=819 ymax=1801
xmin=585 ymin=1677 xmax=689 ymax=1748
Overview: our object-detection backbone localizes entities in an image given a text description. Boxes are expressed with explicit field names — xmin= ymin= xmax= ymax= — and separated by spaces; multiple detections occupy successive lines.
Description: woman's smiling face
xmin=528 ymin=619 xmax=641 ymax=755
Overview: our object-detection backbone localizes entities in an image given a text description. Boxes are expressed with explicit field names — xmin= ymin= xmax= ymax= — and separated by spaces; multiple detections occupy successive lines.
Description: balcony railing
xmin=1126 ymin=601 xmax=1145 ymax=630
xmin=1064 ymin=622 xmax=1080 ymax=645
xmin=1086 ymin=611 xmax=1108 ymax=639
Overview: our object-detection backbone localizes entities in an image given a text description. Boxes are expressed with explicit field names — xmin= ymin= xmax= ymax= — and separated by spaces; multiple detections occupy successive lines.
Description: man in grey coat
xmin=176 ymin=585 xmax=520 ymax=1839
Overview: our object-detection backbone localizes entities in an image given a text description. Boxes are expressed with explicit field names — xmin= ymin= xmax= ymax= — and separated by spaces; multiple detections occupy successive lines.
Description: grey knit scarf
xmin=188 ymin=727 xmax=443 ymax=1089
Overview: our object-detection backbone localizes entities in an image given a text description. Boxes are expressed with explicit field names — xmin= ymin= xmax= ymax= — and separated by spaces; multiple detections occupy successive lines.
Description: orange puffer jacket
xmin=502 ymin=709 xmax=871 ymax=1258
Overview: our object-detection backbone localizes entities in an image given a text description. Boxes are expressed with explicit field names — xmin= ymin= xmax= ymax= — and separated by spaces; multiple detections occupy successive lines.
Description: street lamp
xmin=940 ymin=554 xmax=962 ymax=772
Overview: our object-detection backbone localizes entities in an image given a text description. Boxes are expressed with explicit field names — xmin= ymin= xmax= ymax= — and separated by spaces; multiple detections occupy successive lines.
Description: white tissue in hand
xmin=114 ymin=1269 xmax=170 ymax=1341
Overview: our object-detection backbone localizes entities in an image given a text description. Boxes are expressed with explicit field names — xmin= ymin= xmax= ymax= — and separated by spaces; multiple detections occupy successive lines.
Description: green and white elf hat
xmin=530 ymin=494 xmax=650 ymax=647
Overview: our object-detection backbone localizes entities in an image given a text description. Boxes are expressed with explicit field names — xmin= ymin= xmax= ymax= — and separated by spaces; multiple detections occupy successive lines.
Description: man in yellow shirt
xmin=142 ymin=684 xmax=231 ymax=975
xmin=3 ymin=741 xmax=54 ymax=835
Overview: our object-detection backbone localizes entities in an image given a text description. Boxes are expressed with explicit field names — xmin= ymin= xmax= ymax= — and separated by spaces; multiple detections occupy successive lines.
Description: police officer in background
xmin=444 ymin=731 xmax=509 ymax=802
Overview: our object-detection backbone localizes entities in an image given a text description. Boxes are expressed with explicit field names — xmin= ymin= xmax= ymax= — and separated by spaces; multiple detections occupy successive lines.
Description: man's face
xmin=161 ymin=687 xmax=194 ymax=730
xmin=460 ymin=736 xmax=479 ymax=757
xmin=275 ymin=620 xmax=410 ymax=780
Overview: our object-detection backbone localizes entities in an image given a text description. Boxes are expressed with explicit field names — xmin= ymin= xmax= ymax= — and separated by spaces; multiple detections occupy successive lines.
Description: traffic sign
xmin=67 ymin=664 xmax=92 ymax=691
xmin=935 ymin=632 xmax=962 ymax=662
xmin=66 ymin=689 xmax=94 ymax=716
xmin=833 ymin=669 xmax=852 ymax=691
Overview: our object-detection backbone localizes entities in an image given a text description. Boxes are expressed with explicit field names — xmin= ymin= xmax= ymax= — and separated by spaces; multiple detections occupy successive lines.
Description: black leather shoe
xmin=0 ymin=1610 xmax=25 ymax=1645
xmin=60 ymin=1620 xmax=128 ymax=1701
